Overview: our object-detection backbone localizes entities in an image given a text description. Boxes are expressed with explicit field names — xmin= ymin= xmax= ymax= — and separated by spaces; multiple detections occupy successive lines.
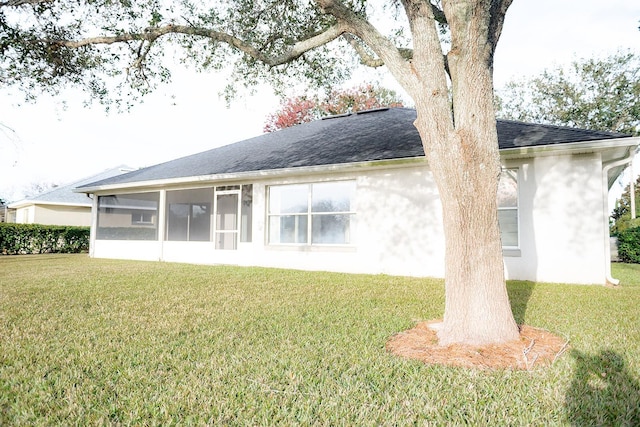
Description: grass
xmin=1 ymin=254 xmax=639 ymax=425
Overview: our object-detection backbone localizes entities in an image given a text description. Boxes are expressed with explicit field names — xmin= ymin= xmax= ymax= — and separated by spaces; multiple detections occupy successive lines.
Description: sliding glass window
xmin=268 ymin=181 xmax=356 ymax=245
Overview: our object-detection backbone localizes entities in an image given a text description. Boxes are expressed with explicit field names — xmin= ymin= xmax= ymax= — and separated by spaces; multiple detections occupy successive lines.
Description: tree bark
xmin=434 ymin=0 xmax=519 ymax=345
xmin=400 ymin=0 xmax=520 ymax=345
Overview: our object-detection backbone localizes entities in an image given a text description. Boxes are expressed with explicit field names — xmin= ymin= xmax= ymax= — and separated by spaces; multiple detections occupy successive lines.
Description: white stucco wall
xmin=14 ymin=206 xmax=34 ymax=224
xmin=503 ymin=153 xmax=606 ymax=284
xmin=89 ymin=153 xmax=609 ymax=285
xmin=13 ymin=204 xmax=91 ymax=226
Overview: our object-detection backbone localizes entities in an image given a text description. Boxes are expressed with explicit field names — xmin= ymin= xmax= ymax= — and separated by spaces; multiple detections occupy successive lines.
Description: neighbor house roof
xmin=10 ymin=165 xmax=134 ymax=208
xmin=76 ymin=108 xmax=632 ymax=191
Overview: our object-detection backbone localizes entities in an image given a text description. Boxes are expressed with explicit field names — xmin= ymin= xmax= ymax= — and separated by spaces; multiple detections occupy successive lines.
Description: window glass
xmin=97 ymin=192 xmax=159 ymax=240
xmin=312 ymin=181 xmax=355 ymax=212
xmin=498 ymin=210 xmax=518 ymax=247
xmin=497 ymin=169 xmax=519 ymax=248
xmin=269 ymin=184 xmax=309 ymax=214
xmin=240 ymin=184 xmax=253 ymax=243
xmin=268 ymin=181 xmax=355 ymax=245
xmin=216 ymin=185 xmax=240 ymax=191
xmin=312 ymin=214 xmax=353 ymax=244
xmin=497 ymin=169 xmax=518 ymax=208
xmin=269 ymin=215 xmax=308 ymax=244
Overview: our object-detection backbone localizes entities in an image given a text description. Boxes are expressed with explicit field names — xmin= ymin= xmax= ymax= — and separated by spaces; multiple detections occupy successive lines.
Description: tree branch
xmin=343 ymin=34 xmax=413 ymax=68
xmin=487 ymin=0 xmax=514 ymax=56
xmin=51 ymin=23 xmax=347 ymax=68
xmin=316 ymin=0 xmax=417 ymax=89
xmin=0 ymin=0 xmax=53 ymax=6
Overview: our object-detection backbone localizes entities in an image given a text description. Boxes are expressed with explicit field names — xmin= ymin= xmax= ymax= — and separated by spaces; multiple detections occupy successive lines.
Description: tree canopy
xmin=263 ymin=83 xmax=404 ymax=132
xmin=496 ymin=51 xmax=640 ymax=136
xmin=2 ymin=0 xmax=369 ymax=106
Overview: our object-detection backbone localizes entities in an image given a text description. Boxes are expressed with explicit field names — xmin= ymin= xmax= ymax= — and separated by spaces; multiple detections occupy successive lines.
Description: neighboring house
xmin=75 ymin=108 xmax=639 ymax=285
xmin=9 ymin=166 xmax=134 ymax=227
xmin=0 ymin=199 xmax=8 ymax=223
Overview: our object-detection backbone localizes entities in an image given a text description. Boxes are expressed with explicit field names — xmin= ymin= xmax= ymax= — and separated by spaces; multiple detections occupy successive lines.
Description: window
xmin=166 ymin=188 xmax=213 ymax=241
xmin=132 ymin=212 xmax=154 ymax=225
xmin=268 ymin=181 xmax=356 ymax=245
xmin=97 ymin=192 xmax=159 ymax=240
xmin=497 ymin=169 xmax=518 ymax=248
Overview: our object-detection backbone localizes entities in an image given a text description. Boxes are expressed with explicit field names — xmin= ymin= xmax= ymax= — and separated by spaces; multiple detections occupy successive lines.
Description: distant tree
xmin=611 ymin=175 xmax=640 ymax=234
xmin=18 ymin=182 xmax=57 ymax=199
xmin=264 ymin=84 xmax=404 ymax=132
xmin=496 ymin=51 xmax=640 ymax=135
xmin=263 ymin=97 xmax=318 ymax=133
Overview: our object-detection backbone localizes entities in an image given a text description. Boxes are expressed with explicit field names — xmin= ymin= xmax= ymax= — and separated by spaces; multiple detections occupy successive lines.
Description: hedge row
xmin=0 ymin=223 xmax=90 ymax=255
xmin=617 ymin=226 xmax=640 ymax=264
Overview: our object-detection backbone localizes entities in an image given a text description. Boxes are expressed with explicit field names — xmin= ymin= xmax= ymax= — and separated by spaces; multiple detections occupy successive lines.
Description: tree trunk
xmin=404 ymin=0 xmax=520 ymax=345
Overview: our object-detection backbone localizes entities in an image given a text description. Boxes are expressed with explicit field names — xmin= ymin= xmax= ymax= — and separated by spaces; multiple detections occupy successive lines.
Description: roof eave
xmin=8 ymin=200 xmax=92 ymax=209
xmin=500 ymin=136 xmax=639 ymax=160
xmin=74 ymin=137 xmax=640 ymax=194
xmin=74 ymin=156 xmax=428 ymax=194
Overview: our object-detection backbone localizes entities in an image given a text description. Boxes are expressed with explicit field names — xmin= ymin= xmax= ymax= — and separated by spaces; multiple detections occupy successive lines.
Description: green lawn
xmin=1 ymin=254 xmax=639 ymax=425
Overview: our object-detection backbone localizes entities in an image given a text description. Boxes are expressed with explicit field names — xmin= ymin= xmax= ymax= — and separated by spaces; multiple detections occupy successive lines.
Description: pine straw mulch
xmin=386 ymin=320 xmax=569 ymax=371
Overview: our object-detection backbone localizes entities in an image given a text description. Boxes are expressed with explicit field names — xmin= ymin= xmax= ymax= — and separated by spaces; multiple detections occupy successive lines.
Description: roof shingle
xmin=77 ymin=108 xmax=630 ymax=189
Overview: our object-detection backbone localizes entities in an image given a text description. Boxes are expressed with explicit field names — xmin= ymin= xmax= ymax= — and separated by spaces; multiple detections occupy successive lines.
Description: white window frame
xmin=498 ymin=167 xmax=520 ymax=253
xmin=267 ymin=181 xmax=356 ymax=247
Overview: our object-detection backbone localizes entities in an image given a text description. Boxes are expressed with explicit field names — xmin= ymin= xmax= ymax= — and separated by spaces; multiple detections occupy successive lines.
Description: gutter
xmin=72 ymin=156 xmax=427 ymax=194
xmin=602 ymin=146 xmax=636 ymax=285
xmin=500 ymin=137 xmax=637 ymax=160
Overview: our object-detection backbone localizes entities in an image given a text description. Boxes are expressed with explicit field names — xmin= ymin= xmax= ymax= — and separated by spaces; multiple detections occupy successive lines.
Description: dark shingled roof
xmin=77 ymin=107 xmax=630 ymax=189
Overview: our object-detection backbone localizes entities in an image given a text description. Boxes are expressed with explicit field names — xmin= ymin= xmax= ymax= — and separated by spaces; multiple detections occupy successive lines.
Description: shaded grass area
xmin=1 ymin=254 xmax=639 ymax=425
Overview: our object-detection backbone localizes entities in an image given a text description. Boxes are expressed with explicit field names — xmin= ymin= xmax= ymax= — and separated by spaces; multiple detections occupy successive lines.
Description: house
xmin=75 ymin=108 xmax=639 ymax=285
xmin=0 ymin=199 xmax=8 ymax=223
xmin=9 ymin=166 xmax=133 ymax=226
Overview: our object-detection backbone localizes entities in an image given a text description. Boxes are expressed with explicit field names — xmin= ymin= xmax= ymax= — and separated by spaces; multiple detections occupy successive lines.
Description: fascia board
xmin=73 ymin=157 xmax=428 ymax=194
xmin=500 ymin=137 xmax=640 ymax=160
xmin=8 ymin=200 xmax=91 ymax=209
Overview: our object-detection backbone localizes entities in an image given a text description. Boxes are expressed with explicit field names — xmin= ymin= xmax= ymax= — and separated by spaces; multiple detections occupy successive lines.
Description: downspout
xmin=602 ymin=147 xmax=635 ymax=285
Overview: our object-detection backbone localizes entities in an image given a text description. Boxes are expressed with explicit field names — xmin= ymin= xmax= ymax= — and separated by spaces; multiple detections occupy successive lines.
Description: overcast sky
xmin=1 ymin=0 xmax=639 ymax=202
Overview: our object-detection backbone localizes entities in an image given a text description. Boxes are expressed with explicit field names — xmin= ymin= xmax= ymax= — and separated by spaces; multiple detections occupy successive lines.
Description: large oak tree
xmin=1 ymin=0 xmax=519 ymax=345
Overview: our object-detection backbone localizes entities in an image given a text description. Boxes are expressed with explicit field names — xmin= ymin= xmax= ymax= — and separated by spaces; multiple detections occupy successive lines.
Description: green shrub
xmin=617 ymin=226 xmax=640 ymax=264
xmin=0 ymin=223 xmax=90 ymax=255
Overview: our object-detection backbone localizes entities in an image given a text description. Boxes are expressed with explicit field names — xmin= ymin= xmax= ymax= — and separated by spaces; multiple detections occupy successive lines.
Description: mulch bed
xmin=386 ymin=320 xmax=569 ymax=370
